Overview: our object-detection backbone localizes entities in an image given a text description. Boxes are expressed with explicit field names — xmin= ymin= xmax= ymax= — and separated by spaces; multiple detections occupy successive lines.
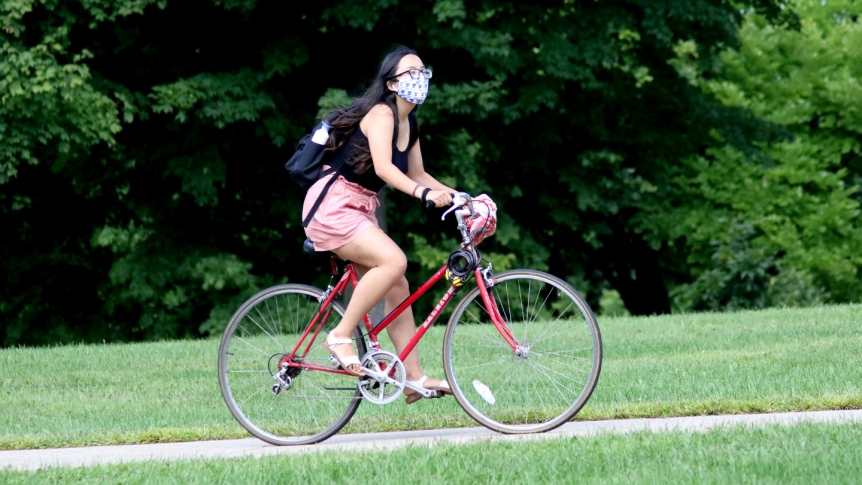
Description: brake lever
xmin=440 ymin=205 xmax=460 ymax=221
xmin=441 ymin=194 xmax=468 ymax=221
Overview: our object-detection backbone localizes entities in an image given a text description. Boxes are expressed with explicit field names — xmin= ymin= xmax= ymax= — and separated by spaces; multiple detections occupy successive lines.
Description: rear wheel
xmin=217 ymin=284 xmax=366 ymax=445
xmin=443 ymin=270 xmax=602 ymax=433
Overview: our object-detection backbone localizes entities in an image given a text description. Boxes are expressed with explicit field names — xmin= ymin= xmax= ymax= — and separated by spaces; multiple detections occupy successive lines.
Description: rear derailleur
xmin=272 ymin=357 xmax=302 ymax=395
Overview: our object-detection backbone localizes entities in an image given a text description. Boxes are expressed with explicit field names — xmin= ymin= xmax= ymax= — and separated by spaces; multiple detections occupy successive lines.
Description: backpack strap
xmin=301 ymin=160 xmax=347 ymax=228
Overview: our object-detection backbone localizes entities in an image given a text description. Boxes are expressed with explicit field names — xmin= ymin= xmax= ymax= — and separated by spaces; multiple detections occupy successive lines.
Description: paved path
xmin=2 ymin=410 xmax=861 ymax=472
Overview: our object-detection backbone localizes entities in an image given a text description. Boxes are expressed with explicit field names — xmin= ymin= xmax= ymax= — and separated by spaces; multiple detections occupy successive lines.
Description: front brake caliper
xmin=481 ymin=264 xmax=496 ymax=288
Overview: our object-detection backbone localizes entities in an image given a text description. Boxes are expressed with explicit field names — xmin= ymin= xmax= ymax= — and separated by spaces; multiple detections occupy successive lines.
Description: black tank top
xmin=330 ymin=112 xmax=419 ymax=193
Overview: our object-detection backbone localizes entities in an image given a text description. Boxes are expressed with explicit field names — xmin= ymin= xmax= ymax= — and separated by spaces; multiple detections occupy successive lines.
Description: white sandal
xmin=404 ymin=375 xmax=452 ymax=404
xmin=322 ymin=333 xmax=365 ymax=376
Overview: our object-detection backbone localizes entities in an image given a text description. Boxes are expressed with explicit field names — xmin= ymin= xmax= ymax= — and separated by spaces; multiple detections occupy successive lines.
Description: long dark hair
xmin=325 ymin=45 xmax=419 ymax=174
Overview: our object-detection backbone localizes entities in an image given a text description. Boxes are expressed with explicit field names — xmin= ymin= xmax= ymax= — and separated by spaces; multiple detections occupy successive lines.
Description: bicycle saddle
xmin=302 ymin=239 xmax=331 ymax=256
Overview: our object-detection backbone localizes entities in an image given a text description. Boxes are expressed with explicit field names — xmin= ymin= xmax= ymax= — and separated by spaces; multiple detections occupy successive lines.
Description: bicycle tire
xmin=217 ymin=284 xmax=366 ymax=445
xmin=442 ymin=269 xmax=602 ymax=434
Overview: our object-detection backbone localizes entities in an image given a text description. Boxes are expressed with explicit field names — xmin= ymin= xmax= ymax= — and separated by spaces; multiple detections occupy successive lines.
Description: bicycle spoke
xmin=465 ymin=302 xmax=496 ymax=324
xmin=262 ymin=299 xmax=286 ymax=354
xmin=502 ymin=284 xmax=513 ymax=328
xmin=444 ymin=270 xmax=601 ymax=434
xmin=490 ymin=369 xmax=514 ymax=396
xmin=526 ymin=280 xmax=542 ymax=325
xmin=275 ymin=294 xmax=282 ymax=334
xmin=532 ymin=348 xmax=595 ymax=358
xmin=518 ymin=281 xmax=526 ymax=330
xmin=530 ymin=359 xmax=586 ymax=386
xmin=456 ymin=341 xmax=511 ymax=350
xmin=245 ymin=312 xmax=285 ymax=352
xmin=527 ymin=360 xmax=570 ymax=402
xmin=532 ymin=302 xmax=577 ymax=344
xmin=529 ymin=288 xmax=553 ymax=329
xmin=233 ymin=332 xmax=271 ymax=358
xmin=453 ymin=356 xmax=511 ymax=371
xmin=456 ymin=330 xmax=512 ymax=350
xmin=535 ymin=353 xmax=593 ymax=376
xmin=529 ymin=366 xmax=551 ymax=414
xmin=239 ymin=381 xmax=272 ymax=407
xmin=462 ymin=307 xmax=484 ymax=324
xmin=531 ymin=323 xmax=585 ymax=347
xmin=219 ymin=284 xmax=364 ymax=445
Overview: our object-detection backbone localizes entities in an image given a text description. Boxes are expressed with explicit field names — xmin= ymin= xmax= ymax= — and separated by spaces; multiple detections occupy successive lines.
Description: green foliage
xmin=598 ymin=289 xmax=630 ymax=317
xmin=0 ymin=31 xmax=120 ymax=183
xmin=150 ymin=69 xmax=276 ymax=127
xmin=315 ymin=88 xmax=352 ymax=119
xmin=0 ymin=0 xmax=826 ymax=346
xmin=671 ymin=222 xmax=829 ymax=311
xmin=650 ymin=0 xmax=862 ymax=310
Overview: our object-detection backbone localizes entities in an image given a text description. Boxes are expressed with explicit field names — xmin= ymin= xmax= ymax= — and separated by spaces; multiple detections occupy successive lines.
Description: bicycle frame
xmin=281 ymin=258 xmax=522 ymax=376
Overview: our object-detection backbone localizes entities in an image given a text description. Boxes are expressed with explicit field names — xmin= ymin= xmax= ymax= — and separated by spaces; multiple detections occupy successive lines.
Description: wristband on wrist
xmin=420 ymin=187 xmax=432 ymax=203
xmin=412 ymin=183 xmax=422 ymax=198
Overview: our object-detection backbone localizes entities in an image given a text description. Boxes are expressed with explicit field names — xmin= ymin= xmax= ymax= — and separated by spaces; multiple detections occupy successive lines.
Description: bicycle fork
xmin=474 ymin=266 xmax=525 ymax=356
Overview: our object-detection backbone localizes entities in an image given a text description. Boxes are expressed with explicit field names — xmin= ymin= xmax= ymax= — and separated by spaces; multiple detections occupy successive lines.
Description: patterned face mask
xmin=395 ymin=76 xmax=429 ymax=105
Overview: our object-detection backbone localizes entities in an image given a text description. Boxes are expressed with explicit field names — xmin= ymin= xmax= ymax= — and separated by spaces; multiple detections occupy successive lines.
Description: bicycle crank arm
xmin=360 ymin=368 xmax=403 ymax=387
xmin=403 ymin=381 xmax=438 ymax=398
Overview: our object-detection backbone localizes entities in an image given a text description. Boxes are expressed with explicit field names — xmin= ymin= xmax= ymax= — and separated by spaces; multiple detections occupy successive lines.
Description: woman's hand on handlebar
xmin=426 ymin=190 xmax=454 ymax=208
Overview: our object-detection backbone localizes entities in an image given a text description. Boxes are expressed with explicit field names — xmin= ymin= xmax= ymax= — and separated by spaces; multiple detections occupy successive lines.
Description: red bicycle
xmin=217 ymin=193 xmax=602 ymax=445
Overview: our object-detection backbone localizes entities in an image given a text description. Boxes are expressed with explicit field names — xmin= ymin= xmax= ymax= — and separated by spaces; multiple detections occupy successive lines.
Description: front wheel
xmin=442 ymin=269 xmax=602 ymax=434
xmin=217 ymin=284 xmax=366 ymax=445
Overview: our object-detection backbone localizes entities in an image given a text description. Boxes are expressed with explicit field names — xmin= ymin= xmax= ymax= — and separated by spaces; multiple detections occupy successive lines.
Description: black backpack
xmin=284 ymin=120 xmax=349 ymax=227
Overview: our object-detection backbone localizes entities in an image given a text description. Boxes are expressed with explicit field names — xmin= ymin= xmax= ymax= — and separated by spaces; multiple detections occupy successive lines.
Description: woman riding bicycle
xmin=302 ymin=45 xmax=454 ymax=403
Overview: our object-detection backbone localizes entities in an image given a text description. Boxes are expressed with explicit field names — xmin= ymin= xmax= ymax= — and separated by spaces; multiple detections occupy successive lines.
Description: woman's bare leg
xmin=327 ymin=227 xmax=407 ymax=374
xmin=352 ymin=264 xmax=446 ymax=389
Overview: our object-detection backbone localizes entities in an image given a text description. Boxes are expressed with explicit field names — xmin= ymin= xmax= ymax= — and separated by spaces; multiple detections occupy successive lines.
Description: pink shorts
xmin=302 ymin=174 xmax=379 ymax=251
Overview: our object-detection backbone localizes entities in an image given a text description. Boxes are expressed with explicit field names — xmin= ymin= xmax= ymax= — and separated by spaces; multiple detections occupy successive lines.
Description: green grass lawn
xmin=3 ymin=422 xmax=862 ymax=484
xmin=1 ymin=304 xmax=860 ymax=450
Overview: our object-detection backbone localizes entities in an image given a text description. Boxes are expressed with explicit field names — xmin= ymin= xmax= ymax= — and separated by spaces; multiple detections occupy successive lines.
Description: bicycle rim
xmin=443 ymin=270 xmax=602 ymax=434
xmin=217 ymin=284 xmax=366 ymax=445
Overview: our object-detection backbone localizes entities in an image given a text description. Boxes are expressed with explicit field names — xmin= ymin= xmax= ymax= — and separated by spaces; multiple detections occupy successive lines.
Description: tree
xmin=648 ymin=0 xmax=862 ymax=310
xmin=1 ymin=0 xmax=792 ymax=346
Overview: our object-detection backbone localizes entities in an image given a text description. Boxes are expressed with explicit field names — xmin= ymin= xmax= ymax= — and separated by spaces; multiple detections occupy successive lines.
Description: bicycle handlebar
xmin=425 ymin=192 xmax=474 ymax=215
xmin=424 ymin=192 xmax=464 ymax=209
xmin=448 ymin=193 xmax=475 ymax=218
xmin=423 ymin=192 xmax=479 ymax=246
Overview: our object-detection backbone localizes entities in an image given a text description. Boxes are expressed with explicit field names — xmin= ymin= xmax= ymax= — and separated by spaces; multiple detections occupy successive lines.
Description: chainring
xmin=358 ymin=350 xmax=406 ymax=405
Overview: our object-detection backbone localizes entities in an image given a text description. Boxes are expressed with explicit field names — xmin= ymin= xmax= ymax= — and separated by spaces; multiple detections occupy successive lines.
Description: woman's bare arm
xmin=361 ymin=105 xmax=418 ymax=195
xmin=361 ymin=106 xmax=451 ymax=206
xmin=406 ymin=139 xmax=456 ymax=193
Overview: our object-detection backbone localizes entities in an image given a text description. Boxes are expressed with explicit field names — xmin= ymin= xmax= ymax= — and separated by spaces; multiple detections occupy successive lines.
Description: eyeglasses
xmin=390 ymin=68 xmax=433 ymax=80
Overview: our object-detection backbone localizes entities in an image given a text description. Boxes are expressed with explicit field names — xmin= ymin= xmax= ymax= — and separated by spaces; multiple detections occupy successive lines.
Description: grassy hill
xmin=2 ymin=305 xmax=860 ymax=450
